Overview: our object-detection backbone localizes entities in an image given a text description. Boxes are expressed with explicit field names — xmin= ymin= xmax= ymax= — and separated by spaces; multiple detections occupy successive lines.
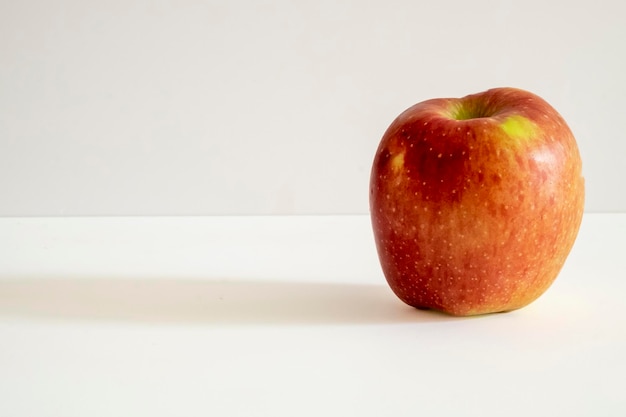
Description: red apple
xmin=370 ymin=87 xmax=584 ymax=316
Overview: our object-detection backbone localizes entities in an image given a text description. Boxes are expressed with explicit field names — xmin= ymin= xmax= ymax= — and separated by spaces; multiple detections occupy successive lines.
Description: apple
xmin=370 ymin=87 xmax=584 ymax=316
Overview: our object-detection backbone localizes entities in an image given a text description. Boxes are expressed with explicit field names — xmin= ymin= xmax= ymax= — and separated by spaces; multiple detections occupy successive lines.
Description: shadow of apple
xmin=0 ymin=277 xmax=462 ymax=325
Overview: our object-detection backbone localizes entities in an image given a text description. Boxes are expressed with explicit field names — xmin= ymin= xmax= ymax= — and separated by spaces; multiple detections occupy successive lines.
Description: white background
xmin=1 ymin=0 xmax=624 ymax=216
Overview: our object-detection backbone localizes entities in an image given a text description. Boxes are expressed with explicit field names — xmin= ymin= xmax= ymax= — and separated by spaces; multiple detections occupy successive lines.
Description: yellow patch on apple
xmin=499 ymin=115 xmax=538 ymax=141
xmin=391 ymin=152 xmax=405 ymax=172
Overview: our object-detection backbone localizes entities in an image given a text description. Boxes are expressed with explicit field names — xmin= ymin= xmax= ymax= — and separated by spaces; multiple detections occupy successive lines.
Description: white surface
xmin=1 ymin=214 xmax=625 ymax=416
xmin=1 ymin=0 xmax=625 ymax=215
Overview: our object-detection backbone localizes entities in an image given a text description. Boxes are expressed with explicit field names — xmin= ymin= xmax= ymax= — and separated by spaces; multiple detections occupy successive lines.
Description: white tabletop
xmin=1 ymin=214 xmax=625 ymax=417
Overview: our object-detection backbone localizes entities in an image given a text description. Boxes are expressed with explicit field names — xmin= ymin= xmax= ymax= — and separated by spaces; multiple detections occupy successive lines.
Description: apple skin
xmin=370 ymin=87 xmax=584 ymax=316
